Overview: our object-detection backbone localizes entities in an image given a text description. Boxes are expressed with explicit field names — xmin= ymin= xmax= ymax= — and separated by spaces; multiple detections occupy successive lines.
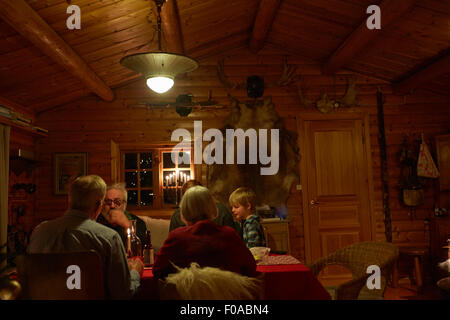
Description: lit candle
xmin=126 ymin=228 xmax=131 ymax=257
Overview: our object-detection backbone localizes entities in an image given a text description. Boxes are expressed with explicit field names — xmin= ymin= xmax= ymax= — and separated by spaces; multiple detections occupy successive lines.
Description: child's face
xmin=231 ymin=202 xmax=252 ymax=221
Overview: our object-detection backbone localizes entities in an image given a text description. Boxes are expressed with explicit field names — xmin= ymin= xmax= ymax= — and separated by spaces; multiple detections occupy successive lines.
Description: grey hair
xmin=180 ymin=186 xmax=217 ymax=224
xmin=107 ymin=182 xmax=127 ymax=201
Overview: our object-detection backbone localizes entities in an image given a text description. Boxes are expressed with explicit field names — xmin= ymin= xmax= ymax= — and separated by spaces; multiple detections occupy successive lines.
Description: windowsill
xmin=128 ymin=208 xmax=174 ymax=219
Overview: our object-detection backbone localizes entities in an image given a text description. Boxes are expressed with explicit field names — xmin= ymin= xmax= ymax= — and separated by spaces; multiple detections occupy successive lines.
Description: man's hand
xmin=101 ymin=202 xmax=109 ymax=216
xmin=128 ymin=257 xmax=144 ymax=276
xmin=106 ymin=209 xmax=131 ymax=229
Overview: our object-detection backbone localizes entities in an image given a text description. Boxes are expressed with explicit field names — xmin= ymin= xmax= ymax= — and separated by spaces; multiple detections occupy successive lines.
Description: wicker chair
xmin=307 ymin=241 xmax=399 ymax=300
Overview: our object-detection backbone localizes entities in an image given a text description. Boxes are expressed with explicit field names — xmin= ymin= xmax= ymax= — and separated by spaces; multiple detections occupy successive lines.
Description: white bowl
xmin=249 ymin=247 xmax=270 ymax=263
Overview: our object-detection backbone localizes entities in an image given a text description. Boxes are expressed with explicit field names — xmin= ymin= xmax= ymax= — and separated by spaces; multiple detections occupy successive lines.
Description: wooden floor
xmin=320 ymin=276 xmax=446 ymax=300
xmin=384 ymin=278 xmax=443 ymax=300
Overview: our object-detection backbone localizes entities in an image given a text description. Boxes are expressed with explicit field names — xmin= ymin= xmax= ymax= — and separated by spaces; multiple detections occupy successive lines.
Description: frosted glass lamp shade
xmin=120 ymin=52 xmax=198 ymax=93
xmin=146 ymin=77 xmax=174 ymax=93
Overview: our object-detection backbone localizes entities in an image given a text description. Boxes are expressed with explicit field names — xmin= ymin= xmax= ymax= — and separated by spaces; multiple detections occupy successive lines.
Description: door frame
xmin=298 ymin=111 xmax=376 ymax=264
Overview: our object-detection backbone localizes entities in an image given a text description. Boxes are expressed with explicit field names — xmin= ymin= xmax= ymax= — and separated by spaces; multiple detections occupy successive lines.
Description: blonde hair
xmin=180 ymin=186 xmax=217 ymax=224
xmin=69 ymin=175 xmax=106 ymax=211
xmin=229 ymin=187 xmax=257 ymax=211
xmin=162 ymin=262 xmax=262 ymax=300
xmin=107 ymin=182 xmax=127 ymax=201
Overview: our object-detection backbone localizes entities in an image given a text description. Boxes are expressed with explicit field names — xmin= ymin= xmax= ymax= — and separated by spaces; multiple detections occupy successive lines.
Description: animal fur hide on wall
xmin=207 ymin=96 xmax=300 ymax=209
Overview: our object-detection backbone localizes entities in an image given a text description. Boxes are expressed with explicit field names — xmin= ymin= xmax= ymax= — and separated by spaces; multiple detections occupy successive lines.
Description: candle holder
xmin=163 ymin=170 xmax=191 ymax=208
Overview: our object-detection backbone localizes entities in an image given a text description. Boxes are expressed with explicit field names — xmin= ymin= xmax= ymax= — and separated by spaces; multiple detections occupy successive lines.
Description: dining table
xmin=135 ymin=255 xmax=331 ymax=300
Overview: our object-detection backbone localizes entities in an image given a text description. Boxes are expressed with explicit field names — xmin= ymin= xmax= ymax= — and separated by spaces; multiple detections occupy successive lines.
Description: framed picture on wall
xmin=54 ymin=153 xmax=88 ymax=195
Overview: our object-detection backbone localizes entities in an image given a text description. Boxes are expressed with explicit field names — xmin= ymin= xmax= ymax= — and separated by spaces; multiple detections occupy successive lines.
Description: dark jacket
xmin=97 ymin=210 xmax=148 ymax=247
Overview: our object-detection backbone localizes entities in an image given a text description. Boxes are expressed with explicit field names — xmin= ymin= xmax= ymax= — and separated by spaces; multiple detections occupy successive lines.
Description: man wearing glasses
xmin=28 ymin=175 xmax=143 ymax=299
xmin=97 ymin=183 xmax=148 ymax=248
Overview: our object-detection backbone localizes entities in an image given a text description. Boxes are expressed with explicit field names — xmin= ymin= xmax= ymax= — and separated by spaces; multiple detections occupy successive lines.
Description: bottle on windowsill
xmin=143 ymin=229 xmax=154 ymax=267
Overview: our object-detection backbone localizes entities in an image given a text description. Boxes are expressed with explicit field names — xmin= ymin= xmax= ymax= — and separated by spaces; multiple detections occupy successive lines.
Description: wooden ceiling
xmin=0 ymin=0 xmax=449 ymax=115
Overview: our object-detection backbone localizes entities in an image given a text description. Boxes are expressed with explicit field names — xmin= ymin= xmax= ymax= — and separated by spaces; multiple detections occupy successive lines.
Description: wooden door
xmin=436 ymin=134 xmax=450 ymax=208
xmin=301 ymin=114 xmax=375 ymax=275
xmin=436 ymin=134 xmax=450 ymax=191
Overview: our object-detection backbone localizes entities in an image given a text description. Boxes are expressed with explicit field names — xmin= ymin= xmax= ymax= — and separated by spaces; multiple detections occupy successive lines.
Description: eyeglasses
xmin=104 ymin=198 xmax=126 ymax=206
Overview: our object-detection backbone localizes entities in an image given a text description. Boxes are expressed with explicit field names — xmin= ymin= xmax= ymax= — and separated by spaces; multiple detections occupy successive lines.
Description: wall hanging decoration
xmin=399 ymin=135 xmax=424 ymax=219
xmin=206 ymin=96 xmax=300 ymax=209
xmin=12 ymin=183 xmax=36 ymax=194
xmin=54 ymin=153 xmax=87 ymax=195
xmin=128 ymin=93 xmax=220 ymax=117
xmin=417 ymin=133 xmax=440 ymax=178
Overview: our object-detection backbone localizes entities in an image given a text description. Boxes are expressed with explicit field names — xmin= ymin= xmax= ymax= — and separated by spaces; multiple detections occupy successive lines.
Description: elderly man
xmin=96 ymin=183 xmax=147 ymax=248
xmin=28 ymin=175 xmax=144 ymax=300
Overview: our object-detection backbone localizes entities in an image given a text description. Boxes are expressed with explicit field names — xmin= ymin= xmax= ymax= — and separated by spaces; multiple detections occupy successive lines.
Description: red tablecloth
xmin=256 ymin=264 xmax=331 ymax=300
xmin=136 ymin=263 xmax=330 ymax=300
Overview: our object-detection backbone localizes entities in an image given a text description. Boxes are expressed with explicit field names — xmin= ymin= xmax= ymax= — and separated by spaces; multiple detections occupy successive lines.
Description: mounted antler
xmin=296 ymin=78 xmax=314 ymax=108
xmin=217 ymin=59 xmax=246 ymax=90
xmin=296 ymin=76 xmax=358 ymax=113
xmin=273 ymin=57 xmax=297 ymax=87
xmin=217 ymin=58 xmax=297 ymax=98
xmin=337 ymin=76 xmax=358 ymax=107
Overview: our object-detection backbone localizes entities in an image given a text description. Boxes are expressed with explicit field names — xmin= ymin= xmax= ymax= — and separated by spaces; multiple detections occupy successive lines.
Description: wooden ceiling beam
xmin=393 ymin=52 xmax=450 ymax=95
xmin=0 ymin=0 xmax=115 ymax=102
xmin=322 ymin=0 xmax=416 ymax=75
xmin=249 ymin=0 xmax=282 ymax=54
xmin=161 ymin=0 xmax=184 ymax=54
xmin=0 ymin=95 xmax=34 ymax=120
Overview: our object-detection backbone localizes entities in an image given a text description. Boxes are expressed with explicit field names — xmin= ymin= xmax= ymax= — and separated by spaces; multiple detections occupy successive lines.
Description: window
xmin=121 ymin=147 xmax=194 ymax=210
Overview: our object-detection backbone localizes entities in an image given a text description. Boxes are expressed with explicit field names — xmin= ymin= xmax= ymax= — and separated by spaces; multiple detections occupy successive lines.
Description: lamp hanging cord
xmin=155 ymin=0 xmax=165 ymax=52
xmin=154 ymin=0 xmax=165 ymax=52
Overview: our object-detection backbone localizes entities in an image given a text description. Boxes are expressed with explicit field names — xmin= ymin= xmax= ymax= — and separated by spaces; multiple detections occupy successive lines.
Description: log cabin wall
xmin=3 ymin=96 xmax=44 ymax=245
xmin=8 ymin=127 xmax=38 ymax=252
xmin=34 ymin=47 xmax=450 ymax=262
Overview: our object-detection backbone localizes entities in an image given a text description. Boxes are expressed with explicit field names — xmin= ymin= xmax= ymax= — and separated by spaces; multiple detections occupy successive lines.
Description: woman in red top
xmin=153 ymin=186 xmax=257 ymax=280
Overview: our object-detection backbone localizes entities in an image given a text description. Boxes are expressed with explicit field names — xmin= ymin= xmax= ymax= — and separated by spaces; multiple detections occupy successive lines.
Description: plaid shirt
xmin=242 ymin=214 xmax=266 ymax=248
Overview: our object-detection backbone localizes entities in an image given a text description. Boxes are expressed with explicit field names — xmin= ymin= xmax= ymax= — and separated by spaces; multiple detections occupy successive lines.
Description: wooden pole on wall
xmin=377 ymin=90 xmax=393 ymax=242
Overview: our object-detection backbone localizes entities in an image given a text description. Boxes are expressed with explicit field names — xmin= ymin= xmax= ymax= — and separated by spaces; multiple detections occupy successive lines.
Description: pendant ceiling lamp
xmin=120 ymin=0 xmax=198 ymax=94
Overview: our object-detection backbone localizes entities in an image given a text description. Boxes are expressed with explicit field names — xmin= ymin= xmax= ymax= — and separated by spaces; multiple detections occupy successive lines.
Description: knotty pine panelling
xmin=9 ymin=128 xmax=38 ymax=235
xmin=34 ymin=47 xmax=450 ymax=261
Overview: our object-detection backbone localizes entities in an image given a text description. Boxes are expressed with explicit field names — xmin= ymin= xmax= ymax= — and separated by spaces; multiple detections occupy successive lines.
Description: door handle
xmin=310 ymin=199 xmax=320 ymax=205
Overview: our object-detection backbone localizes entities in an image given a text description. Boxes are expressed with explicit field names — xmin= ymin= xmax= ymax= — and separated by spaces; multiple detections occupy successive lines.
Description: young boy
xmin=229 ymin=187 xmax=266 ymax=248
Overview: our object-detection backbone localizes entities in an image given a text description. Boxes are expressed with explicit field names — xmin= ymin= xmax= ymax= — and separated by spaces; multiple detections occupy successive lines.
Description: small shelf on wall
xmin=10 ymin=156 xmax=40 ymax=177
xmin=0 ymin=116 xmax=48 ymax=137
